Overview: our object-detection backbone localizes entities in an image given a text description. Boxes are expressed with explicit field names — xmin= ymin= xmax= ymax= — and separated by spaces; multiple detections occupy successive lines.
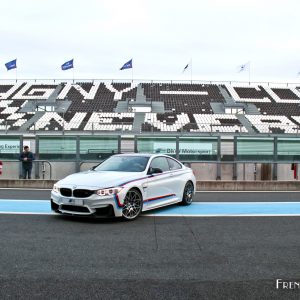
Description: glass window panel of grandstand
xmin=236 ymin=138 xmax=274 ymax=161
xmin=39 ymin=137 xmax=76 ymax=160
xmin=0 ymin=137 xmax=21 ymax=159
xmin=278 ymin=138 xmax=300 ymax=161
xmin=80 ymin=137 xmax=119 ymax=160
xmin=179 ymin=137 xmax=218 ymax=161
xmin=137 ymin=137 xmax=176 ymax=157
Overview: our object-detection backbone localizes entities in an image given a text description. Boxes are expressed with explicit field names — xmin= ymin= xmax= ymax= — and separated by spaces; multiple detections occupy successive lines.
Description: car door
xmin=166 ymin=157 xmax=186 ymax=198
xmin=143 ymin=156 xmax=177 ymax=209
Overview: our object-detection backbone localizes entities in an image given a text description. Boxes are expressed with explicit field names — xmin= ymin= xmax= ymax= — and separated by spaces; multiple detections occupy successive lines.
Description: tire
xmin=181 ymin=181 xmax=194 ymax=206
xmin=122 ymin=189 xmax=143 ymax=220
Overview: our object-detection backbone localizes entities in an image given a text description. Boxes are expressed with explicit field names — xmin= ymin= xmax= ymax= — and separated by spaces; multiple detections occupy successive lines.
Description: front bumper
xmin=51 ymin=191 xmax=123 ymax=218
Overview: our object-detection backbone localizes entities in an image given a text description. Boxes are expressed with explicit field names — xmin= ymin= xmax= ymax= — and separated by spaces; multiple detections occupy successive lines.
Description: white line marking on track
xmin=192 ymin=202 xmax=300 ymax=204
xmin=0 ymin=212 xmax=54 ymax=215
xmin=1 ymin=188 xmax=300 ymax=192
xmin=0 ymin=188 xmax=52 ymax=191
xmin=144 ymin=214 xmax=300 ymax=217
xmin=195 ymin=191 xmax=300 ymax=193
xmin=0 ymin=199 xmax=48 ymax=202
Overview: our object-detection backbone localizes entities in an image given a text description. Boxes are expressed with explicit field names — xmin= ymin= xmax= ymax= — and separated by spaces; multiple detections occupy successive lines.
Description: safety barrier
xmin=0 ymin=160 xmax=299 ymax=182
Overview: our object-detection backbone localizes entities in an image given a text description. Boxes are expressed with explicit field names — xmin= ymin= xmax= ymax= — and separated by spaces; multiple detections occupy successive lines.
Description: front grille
xmin=73 ymin=189 xmax=94 ymax=198
xmin=60 ymin=188 xmax=72 ymax=197
xmin=60 ymin=205 xmax=90 ymax=213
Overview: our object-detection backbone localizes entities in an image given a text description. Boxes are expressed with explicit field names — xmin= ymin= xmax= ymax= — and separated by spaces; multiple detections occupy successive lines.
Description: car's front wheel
xmin=122 ymin=189 xmax=143 ymax=220
xmin=181 ymin=181 xmax=194 ymax=205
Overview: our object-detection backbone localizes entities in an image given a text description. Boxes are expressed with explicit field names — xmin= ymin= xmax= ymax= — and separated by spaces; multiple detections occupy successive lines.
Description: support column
xmin=273 ymin=137 xmax=278 ymax=180
xmin=118 ymin=135 xmax=121 ymax=154
xmin=134 ymin=135 xmax=138 ymax=153
xmin=35 ymin=135 xmax=40 ymax=179
xmin=19 ymin=136 xmax=23 ymax=179
xmin=232 ymin=136 xmax=237 ymax=180
xmin=176 ymin=136 xmax=179 ymax=160
xmin=76 ymin=136 xmax=80 ymax=173
xmin=216 ymin=136 xmax=221 ymax=180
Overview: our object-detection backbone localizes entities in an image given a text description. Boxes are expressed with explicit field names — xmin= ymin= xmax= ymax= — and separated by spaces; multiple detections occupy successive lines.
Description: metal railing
xmin=0 ymin=160 xmax=52 ymax=179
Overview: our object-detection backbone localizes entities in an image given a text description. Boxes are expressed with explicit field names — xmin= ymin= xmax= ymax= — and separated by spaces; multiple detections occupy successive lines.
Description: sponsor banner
xmin=0 ymin=141 xmax=20 ymax=153
xmin=153 ymin=142 xmax=213 ymax=155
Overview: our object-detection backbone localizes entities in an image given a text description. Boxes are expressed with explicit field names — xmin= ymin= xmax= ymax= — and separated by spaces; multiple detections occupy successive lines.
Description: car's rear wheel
xmin=181 ymin=181 xmax=194 ymax=205
xmin=122 ymin=189 xmax=143 ymax=220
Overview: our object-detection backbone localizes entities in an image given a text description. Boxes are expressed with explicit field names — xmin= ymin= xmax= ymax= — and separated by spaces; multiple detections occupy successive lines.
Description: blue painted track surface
xmin=0 ymin=200 xmax=52 ymax=214
xmin=1 ymin=199 xmax=300 ymax=216
xmin=146 ymin=202 xmax=300 ymax=216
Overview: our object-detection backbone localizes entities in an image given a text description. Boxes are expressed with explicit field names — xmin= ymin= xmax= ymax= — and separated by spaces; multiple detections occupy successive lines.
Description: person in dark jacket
xmin=19 ymin=146 xmax=35 ymax=179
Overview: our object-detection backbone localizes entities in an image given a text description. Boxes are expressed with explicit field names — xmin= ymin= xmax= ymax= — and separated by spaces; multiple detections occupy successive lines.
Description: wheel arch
xmin=127 ymin=186 xmax=143 ymax=198
xmin=186 ymin=180 xmax=194 ymax=189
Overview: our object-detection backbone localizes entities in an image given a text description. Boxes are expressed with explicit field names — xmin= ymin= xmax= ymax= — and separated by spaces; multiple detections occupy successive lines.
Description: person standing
xmin=19 ymin=146 xmax=35 ymax=179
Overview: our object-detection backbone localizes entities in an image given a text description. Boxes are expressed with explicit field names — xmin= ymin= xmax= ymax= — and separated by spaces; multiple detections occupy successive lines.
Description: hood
xmin=57 ymin=171 xmax=144 ymax=189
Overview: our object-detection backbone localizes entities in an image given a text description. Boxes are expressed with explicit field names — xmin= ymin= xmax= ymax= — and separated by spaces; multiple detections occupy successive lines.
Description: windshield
xmin=94 ymin=156 xmax=150 ymax=172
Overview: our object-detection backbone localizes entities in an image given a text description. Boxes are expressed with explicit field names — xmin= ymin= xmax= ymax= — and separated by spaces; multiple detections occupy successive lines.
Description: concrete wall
xmin=1 ymin=161 xmax=299 ymax=182
xmin=191 ymin=162 xmax=299 ymax=181
xmin=191 ymin=163 xmax=217 ymax=180
xmin=277 ymin=163 xmax=299 ymax=180
xmin=1 ymin=161 xmax=20 ymax=179
xmin=49 ymin=162 xmax=77 ymax=180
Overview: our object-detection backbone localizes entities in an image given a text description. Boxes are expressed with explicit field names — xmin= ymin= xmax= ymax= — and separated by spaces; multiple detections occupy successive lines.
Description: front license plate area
xmin=62 ymin=198 xmax=84 ymax=206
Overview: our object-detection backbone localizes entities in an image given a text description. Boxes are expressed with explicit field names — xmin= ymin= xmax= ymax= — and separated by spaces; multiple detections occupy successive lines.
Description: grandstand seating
xmin=142 ymin=83 xmax=224 ymax=113
xmin=0 ymin=81 xmax=300 ymax=133
xmin=142 ymin=113 xmax=247 ymax=133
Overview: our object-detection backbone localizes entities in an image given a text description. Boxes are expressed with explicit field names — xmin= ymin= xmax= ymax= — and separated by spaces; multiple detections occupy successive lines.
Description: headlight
xmin=96 ymin=187 xmax=123 ymax=196
xmin=52 ymin=184 xmax=60 ymax=193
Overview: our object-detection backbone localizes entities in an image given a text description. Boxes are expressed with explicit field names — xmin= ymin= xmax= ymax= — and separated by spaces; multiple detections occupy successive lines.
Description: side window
xmin=167 ymin=158 xmax=182 ymax=170
xmin=149 ymin=157 xmax=170 ymax=172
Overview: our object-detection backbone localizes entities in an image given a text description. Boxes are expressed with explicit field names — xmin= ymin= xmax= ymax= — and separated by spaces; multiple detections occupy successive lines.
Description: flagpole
xmin=15 ymin=67 xmax=18 ymax=83
xmin=132 ymin=66 xmax=133 ymax=83
xmin=248 ymin=61 xmax=251 ymax=83
xmin=190 ymin=58 xmax=193 ymax=82
xmin=72 ymin=68 xmax=74 ymax=84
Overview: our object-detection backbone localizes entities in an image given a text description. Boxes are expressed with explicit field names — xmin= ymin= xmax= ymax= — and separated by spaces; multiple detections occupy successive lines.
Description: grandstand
xmin=1 ymin=79 xmax=300 ymax=181
xmin=1 ymin=80 xmax=300 ymax=135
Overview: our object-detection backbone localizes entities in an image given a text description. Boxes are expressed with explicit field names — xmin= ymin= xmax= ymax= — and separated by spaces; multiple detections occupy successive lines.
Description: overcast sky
xmin=1 ymin=0 xmax=300 ymax=83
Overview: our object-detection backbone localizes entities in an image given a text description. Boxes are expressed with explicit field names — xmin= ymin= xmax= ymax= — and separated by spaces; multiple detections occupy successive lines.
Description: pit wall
xmin=1 ymin=161 xmax=299 ymax=181
xmin=191 ymin=163 xmax=299 ymax=181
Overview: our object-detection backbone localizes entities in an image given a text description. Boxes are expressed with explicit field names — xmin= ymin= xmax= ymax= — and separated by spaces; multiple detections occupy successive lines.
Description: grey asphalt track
xmin=0 ymin=189 xmax=300 ymax=299
xmin=0 ymin=214 xmax=300 ymax=299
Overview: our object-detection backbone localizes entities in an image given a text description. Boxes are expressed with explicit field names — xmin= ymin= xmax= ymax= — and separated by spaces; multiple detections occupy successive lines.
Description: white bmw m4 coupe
xmin=51 ymin=154 xmax=196 ymax=220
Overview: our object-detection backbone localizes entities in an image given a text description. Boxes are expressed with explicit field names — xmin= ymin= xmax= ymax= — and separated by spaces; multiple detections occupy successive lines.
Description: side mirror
xmin=148 ymin=167 xmax=163 ymax=175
